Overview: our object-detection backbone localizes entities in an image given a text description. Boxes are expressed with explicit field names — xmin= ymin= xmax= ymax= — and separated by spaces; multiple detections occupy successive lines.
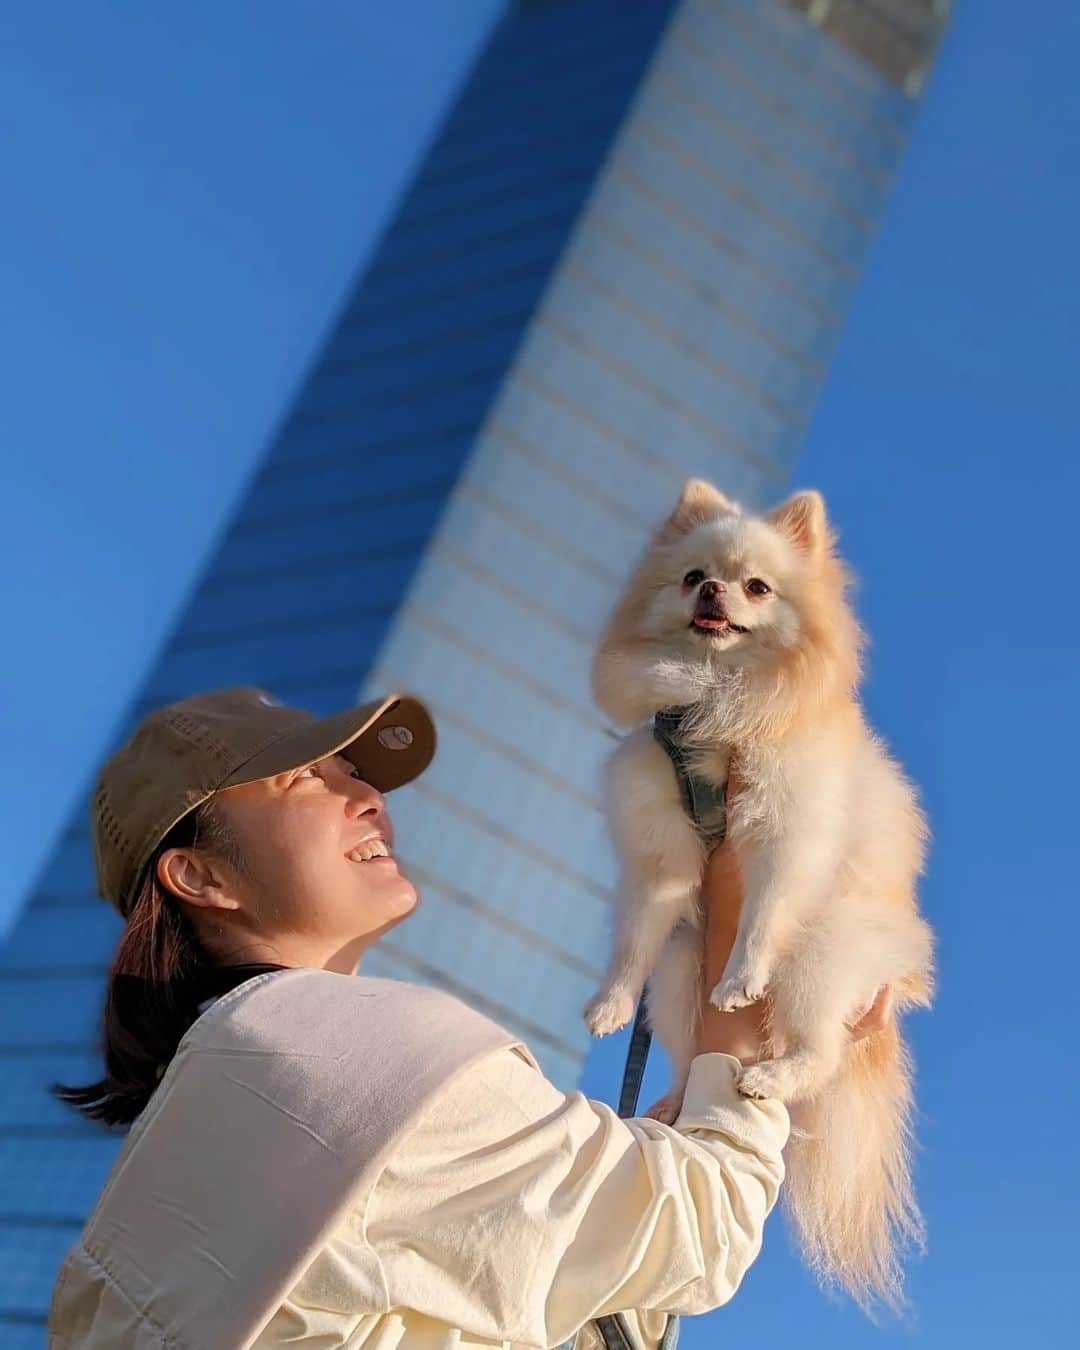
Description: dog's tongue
xmin=693 ymin=614 xmax=728 ymax=628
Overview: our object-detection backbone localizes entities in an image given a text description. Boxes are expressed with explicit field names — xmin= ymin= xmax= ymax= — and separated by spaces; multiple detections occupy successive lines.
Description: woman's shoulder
xmin=182 ymin=967 xmax=531 ymax=1071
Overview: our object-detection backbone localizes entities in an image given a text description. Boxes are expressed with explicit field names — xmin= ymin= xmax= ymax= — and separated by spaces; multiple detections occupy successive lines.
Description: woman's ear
xmin=765 ymin=490 xmax=828 ymax=559
xmin=156 ymin=848 xmax=241 ymax=909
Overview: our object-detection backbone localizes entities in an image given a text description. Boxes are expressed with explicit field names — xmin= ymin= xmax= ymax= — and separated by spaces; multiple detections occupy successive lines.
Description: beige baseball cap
xmin=91 ymin=686 xmax=436 ymax=918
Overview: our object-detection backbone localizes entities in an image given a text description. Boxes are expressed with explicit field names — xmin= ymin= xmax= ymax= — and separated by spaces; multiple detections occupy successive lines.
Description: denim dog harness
xmin=651 ymin=706 xmax=729 ymax=850
xmin=557 ymin=708 xmax=730 ymax=1350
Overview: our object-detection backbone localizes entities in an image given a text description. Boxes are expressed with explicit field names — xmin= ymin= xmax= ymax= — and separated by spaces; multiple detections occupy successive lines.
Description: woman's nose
xmin=343 ymin=776 xmax=385 ymax=820
xmin=344 ymin=781 xmax=392 ymax=847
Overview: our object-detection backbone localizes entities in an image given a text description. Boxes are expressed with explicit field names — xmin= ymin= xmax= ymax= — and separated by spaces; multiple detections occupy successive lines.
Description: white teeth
xmin=348 ymin=839 xmax=391 ymax=862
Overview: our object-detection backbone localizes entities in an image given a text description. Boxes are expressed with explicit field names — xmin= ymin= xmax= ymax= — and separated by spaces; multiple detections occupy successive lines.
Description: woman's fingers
xmin=847 ymin=984 xmax=895 ymax=1040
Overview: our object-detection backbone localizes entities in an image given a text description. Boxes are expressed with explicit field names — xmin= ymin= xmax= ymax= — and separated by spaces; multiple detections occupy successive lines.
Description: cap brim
xmin=217 ymin=694 xmax=436 ymax=793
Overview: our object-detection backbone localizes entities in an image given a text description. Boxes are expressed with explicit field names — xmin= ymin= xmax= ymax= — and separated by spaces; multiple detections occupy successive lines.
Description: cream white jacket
xmin=47 ymin=968 xmax=789 ymax=1349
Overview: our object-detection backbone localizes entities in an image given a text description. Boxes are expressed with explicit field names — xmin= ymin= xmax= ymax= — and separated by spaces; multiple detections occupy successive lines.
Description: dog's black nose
xmin=700 ymin=578 xmax=726 ymax=597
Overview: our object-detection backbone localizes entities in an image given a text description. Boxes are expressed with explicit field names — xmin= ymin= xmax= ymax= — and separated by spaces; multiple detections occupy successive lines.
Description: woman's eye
xmin=745 ymin=577 xmax=771 ymax=596
xmin=683 ymin=569 xmax=705 ymax=587
xmin=293 ymin=759 xmax=361 ymax=784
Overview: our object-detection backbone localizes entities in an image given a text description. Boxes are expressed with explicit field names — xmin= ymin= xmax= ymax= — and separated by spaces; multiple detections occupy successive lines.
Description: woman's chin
xmin=389 ymin=880 xmax=420 ymax=920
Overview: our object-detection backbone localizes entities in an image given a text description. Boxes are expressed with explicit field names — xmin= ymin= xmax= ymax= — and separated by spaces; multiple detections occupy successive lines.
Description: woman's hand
xmin=847 ymin=984 xmax=894 ymax=1037
xmin=695 ymin=839 xmax=894 ymax=1063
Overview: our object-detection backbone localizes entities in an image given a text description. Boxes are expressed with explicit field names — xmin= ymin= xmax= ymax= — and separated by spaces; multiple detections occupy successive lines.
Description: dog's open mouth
xmin=690 ymin=613 xmax=749 ymax=635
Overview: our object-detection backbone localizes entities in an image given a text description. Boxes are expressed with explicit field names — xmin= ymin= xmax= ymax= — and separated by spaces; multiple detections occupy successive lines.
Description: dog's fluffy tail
xmin=783 ymin=1017 xmax=925 ymax=1315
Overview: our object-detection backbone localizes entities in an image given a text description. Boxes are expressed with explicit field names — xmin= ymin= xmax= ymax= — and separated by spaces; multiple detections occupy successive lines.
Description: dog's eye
xmin=745 ymin=578 xmax=771 ymax=596
xmin=683 ymin=569 xmax=706 ymax=587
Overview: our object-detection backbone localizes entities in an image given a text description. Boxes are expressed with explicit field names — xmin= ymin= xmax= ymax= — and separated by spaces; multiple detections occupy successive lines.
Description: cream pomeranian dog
xmin=582 ymin=478 xmax=935 ymax=1313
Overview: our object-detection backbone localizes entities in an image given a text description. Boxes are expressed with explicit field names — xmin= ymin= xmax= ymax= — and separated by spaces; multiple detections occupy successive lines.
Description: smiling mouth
xmin=690 ymin=614 xmax=749 ymax=636
xmin=345 ymin=839 xmax=397 ymax=864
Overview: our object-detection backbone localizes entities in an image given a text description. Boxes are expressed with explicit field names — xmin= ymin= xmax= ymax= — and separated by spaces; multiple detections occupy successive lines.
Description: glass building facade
xmin=0 ymin=0 xmax=949 ymax=1336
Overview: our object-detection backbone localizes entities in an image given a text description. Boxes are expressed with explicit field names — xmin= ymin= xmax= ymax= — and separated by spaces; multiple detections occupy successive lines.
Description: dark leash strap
xmin=617 ymin=994 xmax=654 ymax=1117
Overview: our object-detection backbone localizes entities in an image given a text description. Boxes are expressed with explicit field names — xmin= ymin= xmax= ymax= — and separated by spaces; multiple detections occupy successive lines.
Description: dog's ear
xmin=654 ymin=478 xmax=738 ymax=543
xmin=765 ymin=490 xmax=828 ymax=558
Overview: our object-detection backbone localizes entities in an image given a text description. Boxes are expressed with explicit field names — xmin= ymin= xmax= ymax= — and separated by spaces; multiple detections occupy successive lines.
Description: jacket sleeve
xmin=363 ymin=1044 xmax=789 ymax=1347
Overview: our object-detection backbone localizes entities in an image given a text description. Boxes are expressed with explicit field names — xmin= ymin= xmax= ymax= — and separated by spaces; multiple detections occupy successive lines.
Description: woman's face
xmin=160 ymin=750 xmax=419 ymax=973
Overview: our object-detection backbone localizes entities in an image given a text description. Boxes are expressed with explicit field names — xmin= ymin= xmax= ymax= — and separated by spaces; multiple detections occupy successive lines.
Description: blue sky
xmin=583 ymin=2 xmax=1080 ymax=1344
xmin=3 ymin=0 xmax=1076 ymax=1343
xmin=0 ymin=0 xmax=506 ymax=931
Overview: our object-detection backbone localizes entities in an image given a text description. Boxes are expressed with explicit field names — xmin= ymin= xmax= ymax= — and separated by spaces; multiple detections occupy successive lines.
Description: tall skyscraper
xmin=0 ymin=0 xmax=950 ymax=1336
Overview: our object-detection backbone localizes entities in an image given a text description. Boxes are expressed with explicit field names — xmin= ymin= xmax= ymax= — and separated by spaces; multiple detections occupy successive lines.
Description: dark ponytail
xmin=51 ymin=796 xmax=252 ymax=1128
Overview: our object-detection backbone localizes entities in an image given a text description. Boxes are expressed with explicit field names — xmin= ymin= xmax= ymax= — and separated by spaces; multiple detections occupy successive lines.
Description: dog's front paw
xmin=583 ymin=988 xmax=636 ymax=1037
xmin=709 ymin=973 xmax=768 ymax=1012
xmin=735 ymin=1061 xmax=789 ymax=1102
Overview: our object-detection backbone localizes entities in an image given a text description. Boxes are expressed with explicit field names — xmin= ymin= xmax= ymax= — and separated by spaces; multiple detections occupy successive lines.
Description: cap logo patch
xmin=377 ymin=725 xmax=414 ymax=751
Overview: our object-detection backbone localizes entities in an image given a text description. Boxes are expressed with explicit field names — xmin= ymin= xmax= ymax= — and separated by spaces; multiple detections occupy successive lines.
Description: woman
xmin=47 ymin=684 xmax=889 ymax=1349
